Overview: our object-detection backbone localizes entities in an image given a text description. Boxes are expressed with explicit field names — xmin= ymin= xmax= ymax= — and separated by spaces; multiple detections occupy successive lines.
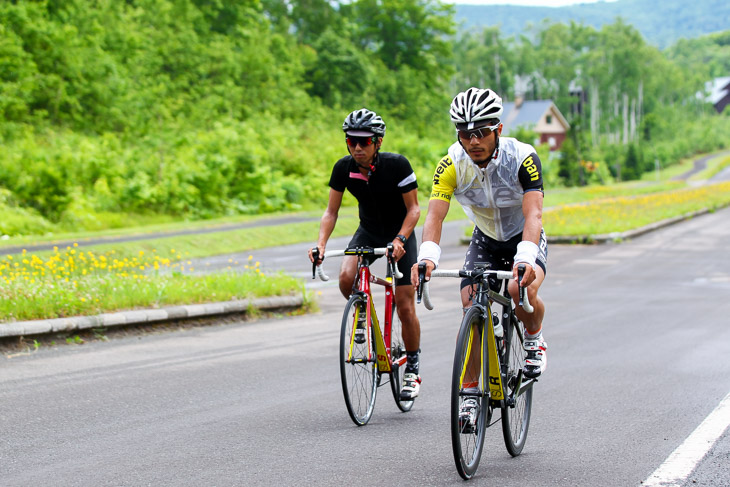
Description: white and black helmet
xmin=342 ymin=108 xmax=386 ymax=137
xmin=450 ymin=88 xmax=503 ymax=130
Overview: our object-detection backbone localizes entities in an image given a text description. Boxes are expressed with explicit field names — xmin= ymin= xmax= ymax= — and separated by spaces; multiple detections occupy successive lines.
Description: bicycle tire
xmin=500 ymin=312 xmax=533 ymax=456
xmin=451 ymin=306 xmax=489 ymax=480
xmin=340 ymin=294 xmax=378 ymax=426
xmin=388 ymin=301 xmax=414 ymax=412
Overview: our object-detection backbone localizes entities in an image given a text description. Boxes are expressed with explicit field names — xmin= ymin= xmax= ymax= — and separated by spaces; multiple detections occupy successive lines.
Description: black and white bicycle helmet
xmin=450 ymin=88 xmax=503 ymax=130
xmin=342 ymin=108 xmax=386 ymax=137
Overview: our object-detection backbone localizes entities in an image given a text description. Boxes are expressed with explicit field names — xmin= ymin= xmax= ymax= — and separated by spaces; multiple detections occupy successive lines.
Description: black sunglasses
xmin=346 ymin=136 xmax=377 ymax=147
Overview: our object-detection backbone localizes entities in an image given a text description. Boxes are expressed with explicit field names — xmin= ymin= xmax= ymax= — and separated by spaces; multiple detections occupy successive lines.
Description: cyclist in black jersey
xmin=308 ymin=109 xmax=423 ymax=399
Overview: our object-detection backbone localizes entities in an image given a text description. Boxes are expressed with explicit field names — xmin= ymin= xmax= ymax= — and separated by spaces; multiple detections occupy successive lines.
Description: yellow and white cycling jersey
xmin=430 ymin=137 xmax=543 ymax=241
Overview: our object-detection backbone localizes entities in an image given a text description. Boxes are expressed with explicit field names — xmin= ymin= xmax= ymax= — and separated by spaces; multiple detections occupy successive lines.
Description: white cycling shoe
xmin=400 ymin=373 xmax=421 ymax=400
xmin=523 ymin=334 xmax=547 ymax=379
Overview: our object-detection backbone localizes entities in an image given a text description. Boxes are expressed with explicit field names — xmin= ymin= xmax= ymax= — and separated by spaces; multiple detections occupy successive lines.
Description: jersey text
xmin=522 ymin=156 xmax=540 ymax=182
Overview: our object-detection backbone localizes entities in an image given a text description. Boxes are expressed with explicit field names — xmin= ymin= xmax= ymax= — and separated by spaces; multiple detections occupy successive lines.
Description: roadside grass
xmin=692 ymin=155 xmax=730 ymax=181
xmin=31 ymin=217 xmax=361 ymax=263
xmin=0 ymin=245 xmax=304 ymax=323
xmin=638 ymin=155 xmax=697 ymax=182
xmin=546 ymin=180 xmax=685 ymax=207
xmin=543 ymin=181 xmax=730 ymax=237
xmin=0 ymin=209 xmax=324 ymax=251
xmin=1 ymin=201 xmax=469 ymax=261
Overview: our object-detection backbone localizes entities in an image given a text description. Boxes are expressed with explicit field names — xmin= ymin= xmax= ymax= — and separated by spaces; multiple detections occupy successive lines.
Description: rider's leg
xmin=509 ymin=265 xmax=547 ymax=378
xmin=460 ymin=284 xmax=475 ymax=309
xmin=396 ymin=284 xmax=422 ymax=398
xmin=459 ymin=284 xmax=481 ymax=386
xmin=395 ymin=285 xmax=420 ymax=352
xmin=338 ymin=255 xmax=358 ymax=298
xmin=508 ymin=265 xmax=545 ymax=335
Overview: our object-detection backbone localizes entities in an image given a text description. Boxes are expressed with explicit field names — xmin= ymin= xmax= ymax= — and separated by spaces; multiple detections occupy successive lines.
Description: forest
xmin=1 ymin=0 xmax=729 ymax=236
xmin=454 ymin=0 xmax=730 ymax=49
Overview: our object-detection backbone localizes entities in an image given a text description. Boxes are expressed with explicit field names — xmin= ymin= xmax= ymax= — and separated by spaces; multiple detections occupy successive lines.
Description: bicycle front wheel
xmin=451 ymin=306 xmax=488 ymax=480
xmin=501 ymin=314 xmax=533 ymax=456
xmin=340 ymin=294 xmax=378 ymax=426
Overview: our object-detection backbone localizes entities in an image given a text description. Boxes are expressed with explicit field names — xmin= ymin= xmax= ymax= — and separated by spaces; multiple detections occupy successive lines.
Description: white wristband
xmin=513 ymin=240 xmax=538 ymax=270
xmin=418 ymin=241 xmax=442 ymax=269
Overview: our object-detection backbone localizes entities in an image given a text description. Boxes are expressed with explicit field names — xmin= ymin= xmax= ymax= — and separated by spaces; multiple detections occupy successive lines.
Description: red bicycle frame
xmin=355 ymin=255 xmax=405 ymax=373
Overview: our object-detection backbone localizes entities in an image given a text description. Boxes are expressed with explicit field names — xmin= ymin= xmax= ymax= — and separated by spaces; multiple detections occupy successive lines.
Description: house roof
xmin=705 ymin=76 xmax=730 ymax=104
xmin=501 ymin=100 xmax=569 ymax=135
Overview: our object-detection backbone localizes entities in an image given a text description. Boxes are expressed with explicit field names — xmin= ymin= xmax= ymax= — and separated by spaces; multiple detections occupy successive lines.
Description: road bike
xmin=312 ymin=244 xmax=413 ymax=426
xmin=417 ymin=261 xmax=536 ymax=480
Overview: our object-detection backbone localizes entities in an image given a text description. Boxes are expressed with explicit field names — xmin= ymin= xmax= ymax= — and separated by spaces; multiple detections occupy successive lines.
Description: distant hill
xmin=454 ymin=0 xmax=730 ymax=48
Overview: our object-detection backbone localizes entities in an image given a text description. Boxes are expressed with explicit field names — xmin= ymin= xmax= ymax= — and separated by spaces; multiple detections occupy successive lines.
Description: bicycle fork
xmin=457 ymin=309 xmax=505 ymax=402
xmin=348 ymin=294 xmax=392 ymax=373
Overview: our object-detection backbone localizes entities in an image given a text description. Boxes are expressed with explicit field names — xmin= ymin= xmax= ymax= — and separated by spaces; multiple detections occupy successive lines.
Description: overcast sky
xmin=451 ymin=0 xmax=617 ymax=6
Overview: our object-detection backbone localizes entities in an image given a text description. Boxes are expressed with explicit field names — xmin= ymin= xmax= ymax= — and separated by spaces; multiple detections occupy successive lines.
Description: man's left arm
xmin=513 ymin=191 xmax=543 ymax=285
xmin=522 ymin=191 xmax=543 ymax=245
xmin=514 ymin=151 xmax=545 ymax=285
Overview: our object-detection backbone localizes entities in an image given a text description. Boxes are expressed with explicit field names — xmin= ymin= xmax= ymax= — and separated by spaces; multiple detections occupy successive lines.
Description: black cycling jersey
xmin=329 ymin=152 xmax=418 ymax=239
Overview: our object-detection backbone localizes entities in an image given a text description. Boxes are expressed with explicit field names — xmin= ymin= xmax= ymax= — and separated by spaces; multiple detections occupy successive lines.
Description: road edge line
xmin=643 ymin=391 xmax=730 ymax=486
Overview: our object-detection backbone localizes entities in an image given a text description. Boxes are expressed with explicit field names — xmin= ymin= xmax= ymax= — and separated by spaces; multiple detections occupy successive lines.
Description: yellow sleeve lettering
xmin=522 ymin=156 xmax=540 ymax=181
xmin=430 ymin=156 xmax=456 ymax=202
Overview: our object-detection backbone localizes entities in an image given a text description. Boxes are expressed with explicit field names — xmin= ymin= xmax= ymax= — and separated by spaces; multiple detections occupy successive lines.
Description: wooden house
xmin=501 ymin=98 xmax=570 ymax=151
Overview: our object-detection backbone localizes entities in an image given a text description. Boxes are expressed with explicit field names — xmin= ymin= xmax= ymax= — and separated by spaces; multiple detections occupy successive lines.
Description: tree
xmin=622 ymin=143 xmax=640 ymax=180
xmin=304 ymin=28 xmax=374 ymax=107
xmin=344 ymin=0 xmax=454 ymax=83
xmin=451 ymin=27 xmax=515 ymax=97
xmin=557 ymin=136 xmax=580 ymax=186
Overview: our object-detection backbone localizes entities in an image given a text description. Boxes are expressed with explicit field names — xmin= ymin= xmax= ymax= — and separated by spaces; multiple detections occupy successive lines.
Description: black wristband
xmin=396 ymin=234 xmax=407 ymax=245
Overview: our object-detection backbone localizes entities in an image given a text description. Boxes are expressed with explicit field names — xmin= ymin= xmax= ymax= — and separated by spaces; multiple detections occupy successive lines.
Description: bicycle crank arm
xmin=504 ymin=370 xmax=536 ymax=407
xmin=518 ymin=377 xmax=537 ymax=394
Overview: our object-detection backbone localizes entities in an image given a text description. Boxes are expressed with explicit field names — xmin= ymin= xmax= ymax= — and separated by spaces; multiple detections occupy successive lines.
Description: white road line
xmin=643 ymin=391 xmax=730 ymax=486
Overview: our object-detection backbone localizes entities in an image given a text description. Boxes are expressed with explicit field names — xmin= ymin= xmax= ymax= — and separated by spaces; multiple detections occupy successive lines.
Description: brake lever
xmin=311 ymin=247 xmax=320 ymax=279
xmin=417 ymin=261 xmax=426 ymax=304
xmin=517 ymin=264 xmax=526 ymax=306
xmin=386 ymin=242 xmax=403 ymax=279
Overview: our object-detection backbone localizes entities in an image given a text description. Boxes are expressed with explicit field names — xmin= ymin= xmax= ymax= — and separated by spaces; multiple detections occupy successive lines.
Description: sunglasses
xmin=346 ymin=136 xmax=377 ymax=147
xmin=457 ymin=122 xmax=500 ymax=140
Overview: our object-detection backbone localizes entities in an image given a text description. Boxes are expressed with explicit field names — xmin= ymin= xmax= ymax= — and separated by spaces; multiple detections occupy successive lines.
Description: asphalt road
xmin=2 ymin=208 xmax=730 ymax=486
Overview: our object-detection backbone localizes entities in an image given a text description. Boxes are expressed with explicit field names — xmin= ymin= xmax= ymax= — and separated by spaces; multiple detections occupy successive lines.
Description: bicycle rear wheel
xmin=388 ymin=301 xmax=414 ymax=412
xmin=451 ymin=306 xmax=488 ymax=480
xmin=501 ymin=313 xmax=533 ymax=456
xmin=340 ymin=294 xmax=378 ymax=426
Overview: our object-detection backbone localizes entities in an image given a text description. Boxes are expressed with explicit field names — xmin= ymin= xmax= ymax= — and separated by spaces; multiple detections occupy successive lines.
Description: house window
xmin=546 ymin=115 xmax=553 ymax=124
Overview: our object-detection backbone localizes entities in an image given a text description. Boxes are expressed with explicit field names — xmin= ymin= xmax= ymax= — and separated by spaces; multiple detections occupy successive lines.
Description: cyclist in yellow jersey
xmin=410 ymin=88 xmax=548 ymax=394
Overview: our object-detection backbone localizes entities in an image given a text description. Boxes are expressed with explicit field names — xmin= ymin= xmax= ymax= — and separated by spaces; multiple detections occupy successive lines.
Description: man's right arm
xmin=411 ymin=199 xmax=450 ymax=283
xmin=421 ymin=198 xmax=450 ymax=247
xmin=309 ymin=188 xmax=344 ymax=264
xmin=410 ymin=155 xmax=457 ymax=286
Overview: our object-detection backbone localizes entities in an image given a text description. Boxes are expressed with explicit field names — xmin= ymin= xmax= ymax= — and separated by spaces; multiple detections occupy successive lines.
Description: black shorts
xmin=461 ymin=227 xmax=548 ymax=291
xmin=348 ymin=226 xmax=417 ymax=287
